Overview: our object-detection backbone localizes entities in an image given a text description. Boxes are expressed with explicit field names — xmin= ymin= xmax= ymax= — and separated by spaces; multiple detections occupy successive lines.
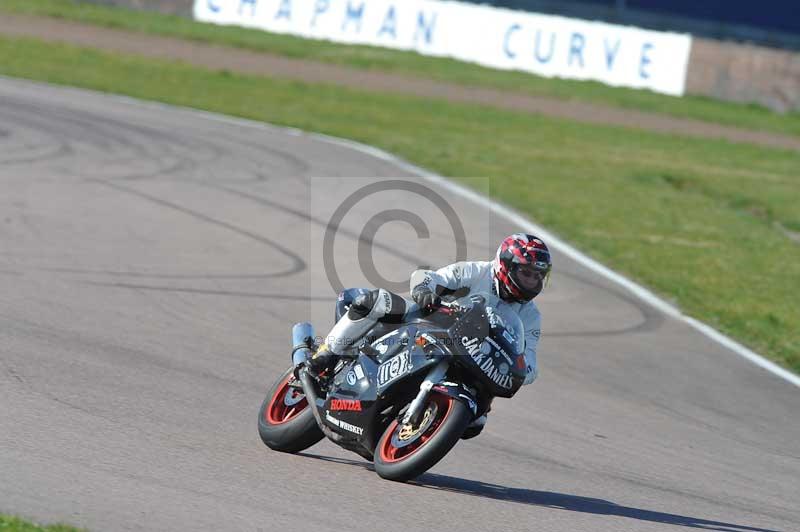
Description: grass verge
xmin=0 ymin=35 xmax=798 ymax=373
xmin=2 ymin=0 xmax=800 ymax=137
xmin=0 ymin=515 xmax=83 ymax=532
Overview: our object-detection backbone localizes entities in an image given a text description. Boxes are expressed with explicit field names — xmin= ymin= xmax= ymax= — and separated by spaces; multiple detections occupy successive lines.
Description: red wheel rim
xmin=379 ymin=393 xmax=453 ymax=463
xmin=265 ymin=375 xmax=308 ymax=425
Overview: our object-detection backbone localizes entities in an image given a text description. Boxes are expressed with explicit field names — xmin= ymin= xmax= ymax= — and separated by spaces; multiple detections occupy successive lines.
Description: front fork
xmin=401 ymin=360 xmax=449 ymax=425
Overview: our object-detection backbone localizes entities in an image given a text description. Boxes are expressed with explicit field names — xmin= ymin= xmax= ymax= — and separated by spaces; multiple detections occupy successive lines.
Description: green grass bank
xmin=2 ymin=0 xmax=800 ymax=137
xmin=0 ymin=515 xmax=83 ymax=532
xmin=0 ymin=34 xmax=798 ymax=374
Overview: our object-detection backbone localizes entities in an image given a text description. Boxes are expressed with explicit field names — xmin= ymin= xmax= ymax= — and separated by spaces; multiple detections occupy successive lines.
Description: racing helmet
xmin=492 ymin=233 xmax=552 ymax=302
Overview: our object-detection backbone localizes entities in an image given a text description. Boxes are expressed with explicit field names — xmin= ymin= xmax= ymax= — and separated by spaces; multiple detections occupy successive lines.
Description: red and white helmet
xmin=493 ymin=233 xmax=552 ymax=302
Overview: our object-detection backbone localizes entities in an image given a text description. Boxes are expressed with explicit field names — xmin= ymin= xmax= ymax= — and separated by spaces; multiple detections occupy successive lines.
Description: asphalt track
xmin=0 ymin=77 xmax=798 ymax=532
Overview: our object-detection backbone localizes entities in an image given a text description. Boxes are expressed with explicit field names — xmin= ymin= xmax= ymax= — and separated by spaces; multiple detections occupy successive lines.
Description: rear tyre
xmin=374 ymin=393 xmax=471 ymax=482
xmin=258 ymin=367 xmax=324 ymax=453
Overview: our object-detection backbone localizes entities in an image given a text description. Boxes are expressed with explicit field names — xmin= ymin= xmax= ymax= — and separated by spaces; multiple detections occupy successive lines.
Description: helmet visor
xmin=511 ymin=262 xmax=552 ymax=295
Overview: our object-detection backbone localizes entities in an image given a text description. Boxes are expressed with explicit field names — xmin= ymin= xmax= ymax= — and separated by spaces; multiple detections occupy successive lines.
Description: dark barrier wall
xmin=479 ymin=0 xmax=800 ymax=33
xmin=629 ymin=0 xmax=800 ymax=35
xmin=90 ymin=0 xmax=800 ymax=111
xmin=468 ymin=1 xmax=800 ymax=50
xmin=102 ymin=1 xmax=800 ymax=43
xmin=459 ymin=0 xmax=800 ymax=110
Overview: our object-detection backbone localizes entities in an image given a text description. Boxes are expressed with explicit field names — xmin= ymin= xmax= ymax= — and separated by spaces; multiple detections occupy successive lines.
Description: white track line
xmin=16 ymin=78 xmax=797 ymax=389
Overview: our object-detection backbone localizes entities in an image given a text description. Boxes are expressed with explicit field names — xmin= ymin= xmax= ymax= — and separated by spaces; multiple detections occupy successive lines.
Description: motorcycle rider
xmin=307 ymin=233 xmax=552 ymax=438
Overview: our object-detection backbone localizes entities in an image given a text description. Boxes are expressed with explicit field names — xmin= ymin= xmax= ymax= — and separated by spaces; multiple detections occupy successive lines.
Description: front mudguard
xmin=431 ymin=381 xmax=479 ymax=418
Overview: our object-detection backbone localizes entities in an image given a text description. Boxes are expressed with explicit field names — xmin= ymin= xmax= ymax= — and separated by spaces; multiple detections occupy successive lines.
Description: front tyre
xmin=258 ymin=367 xmax=324 ymax=453
xmin=374 ymin=393 xmax=472 ymax=482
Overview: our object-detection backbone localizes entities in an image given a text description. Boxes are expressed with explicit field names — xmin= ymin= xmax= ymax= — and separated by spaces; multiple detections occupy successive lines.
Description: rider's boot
xmin=305 ymin=343 xmax=336 ymax=377
xmin=461 ymin=398 xmax=492 ymax=440
xmin=306 ymin=313 xmax=375 ymax=377
xmin=461 ymin=414 xmax=487 ymax=440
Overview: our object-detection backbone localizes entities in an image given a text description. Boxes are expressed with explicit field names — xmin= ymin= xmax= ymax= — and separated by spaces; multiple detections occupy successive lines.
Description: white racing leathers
xmin=410 ymin=261 xmax=540 ymax=385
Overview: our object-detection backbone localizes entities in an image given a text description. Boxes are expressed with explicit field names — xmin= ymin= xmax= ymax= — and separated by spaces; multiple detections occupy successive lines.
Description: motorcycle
xmin=257 ymin=290 xmax=527 ymax=482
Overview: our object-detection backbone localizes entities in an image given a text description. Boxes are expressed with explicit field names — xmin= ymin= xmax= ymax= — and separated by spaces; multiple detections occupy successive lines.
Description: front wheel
xmin=374 ymin=393 xmax=472 ymax=482
xmin=258 ymin=367 xmax=324 ymax=453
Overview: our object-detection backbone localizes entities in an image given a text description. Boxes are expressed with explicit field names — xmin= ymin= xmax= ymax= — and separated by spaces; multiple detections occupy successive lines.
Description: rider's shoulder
xmin=444 ymin=260 xmax=489 ymax=268
xmin=520 ymin=299 xmax=542 ymax=321
xmin=459 ymin=260 xmax=493 ymax=276
xmin=440 ymin=260 xmax=491 ymax=277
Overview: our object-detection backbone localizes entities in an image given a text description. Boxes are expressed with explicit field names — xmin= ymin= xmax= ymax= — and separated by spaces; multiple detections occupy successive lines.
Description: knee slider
xmin=348 ymin=291 xmax=377 ymax=320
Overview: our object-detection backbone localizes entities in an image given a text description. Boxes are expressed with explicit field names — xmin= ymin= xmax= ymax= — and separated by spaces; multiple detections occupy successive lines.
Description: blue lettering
xmin=604 ymin=37 xmax=620 ymax=70
xmin=207 ymin=0 xmax=220 ymax=13
xmin=640 ymin=42 xmax=654 ymax=79
xmin=534 ymin=30 xmax=555 ymax=64
xmin=274 ymin=0 xmax=291 ymax=20
xmin=568 ymin=33 xmax=585 ymax=67
xmin=503 ymin=24 xmax=521 ymax=59
xmin=238 ymin=0 xmax=257 ymax=16
xmin=378 ymin=6 xmax=397 ymax=39
xmin=414 ymin=11 xmax=437 ymax=45
xmin=342 ymin=1 xmax=365 ymax=33
xmin=311 ymin=0 xmax=329 ymax=27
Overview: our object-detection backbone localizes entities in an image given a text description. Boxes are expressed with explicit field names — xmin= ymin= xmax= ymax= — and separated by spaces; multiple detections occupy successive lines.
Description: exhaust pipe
xmin=297 ymin=367 xmax=346 ymax=443
xmin=291 ymin=323 xmax=346 ymax=443
xmin=291 ymin=322 xmax=315 ymax=367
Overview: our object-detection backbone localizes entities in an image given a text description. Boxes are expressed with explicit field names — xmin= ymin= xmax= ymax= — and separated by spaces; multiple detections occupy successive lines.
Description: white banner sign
xmin=194 ymin=0 xmax=692 ymax=95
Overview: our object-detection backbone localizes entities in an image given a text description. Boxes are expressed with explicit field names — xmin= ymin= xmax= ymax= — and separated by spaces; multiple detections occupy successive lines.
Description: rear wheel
xmin=374 ymin=393 xmax=471 ymax=482
xmin=258 ymin=367 xmax=324 ymax=453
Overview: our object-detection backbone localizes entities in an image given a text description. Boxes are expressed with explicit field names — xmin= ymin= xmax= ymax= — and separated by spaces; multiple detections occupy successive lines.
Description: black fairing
xmin=320 ymin=290 xmax=525 ymax=459
xmin=320 ymin=338 xmax=444 ymax=456
xmin=447 ymin=294 xmax=526 ymax=398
